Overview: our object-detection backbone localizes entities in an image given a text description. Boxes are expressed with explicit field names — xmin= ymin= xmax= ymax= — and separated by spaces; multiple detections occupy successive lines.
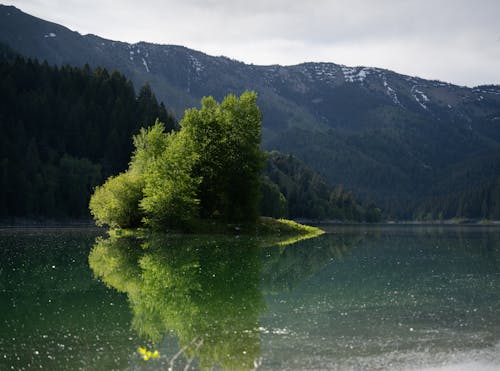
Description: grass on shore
xmin=109 ymin=217 xmax=324 ymax=247
xmin=254 ymin=217 xmax=324 ymax=246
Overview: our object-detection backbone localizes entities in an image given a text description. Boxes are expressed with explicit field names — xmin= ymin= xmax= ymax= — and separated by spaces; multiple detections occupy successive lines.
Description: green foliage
xmin=255 ymin=217 xmax=324 ymax=246
xmin=90 ymin=92 xmax=266 ymax=230
xmin=89 ymin=171 xmax=144 ymax=228
xmin=139 ymin=129 xmax=201 ymax=230
xmin=182 ymin=91 xmax=266 ymax=222
xmin=129 ymin=122 xmax=171 ymax=174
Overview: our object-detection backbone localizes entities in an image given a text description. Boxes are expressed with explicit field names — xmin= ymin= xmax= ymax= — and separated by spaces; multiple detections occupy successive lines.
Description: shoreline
xmin=0 ymin=218 xmax=100 ymax=229
xmin=2 ymin=217 xmax=500 ymax=228
xmin=298 ymin=219 xmax=500 ymax=226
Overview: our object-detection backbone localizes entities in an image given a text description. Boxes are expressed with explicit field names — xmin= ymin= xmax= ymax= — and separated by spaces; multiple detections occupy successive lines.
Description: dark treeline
xmin=261 ymin=152 xmax=381 ymax=222
xmin=413 ymin=177 xmax=500 ymax=221
xmin=0 ymin=52 xmax=176 ymax=218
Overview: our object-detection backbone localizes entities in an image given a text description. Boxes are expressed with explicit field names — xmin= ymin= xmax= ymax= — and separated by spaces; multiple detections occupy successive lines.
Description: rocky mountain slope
xmin=2 ymin=5 xmax=500 ymax=218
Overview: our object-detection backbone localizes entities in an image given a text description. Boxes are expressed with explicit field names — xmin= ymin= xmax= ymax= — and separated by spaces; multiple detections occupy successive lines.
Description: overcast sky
xmin=8 ymin=0 xmax=500 ymax=86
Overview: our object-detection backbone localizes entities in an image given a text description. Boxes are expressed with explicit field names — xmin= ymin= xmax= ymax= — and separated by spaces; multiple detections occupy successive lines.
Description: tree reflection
xmin=89 ymin=233 xmax=264 ymax=370
xmin=88 ymin=231 xmax=358 ymax=369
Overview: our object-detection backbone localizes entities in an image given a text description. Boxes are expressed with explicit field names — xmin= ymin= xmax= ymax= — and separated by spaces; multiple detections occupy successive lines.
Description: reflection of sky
xmin=7 ymin=0 xmax=500 ymax=87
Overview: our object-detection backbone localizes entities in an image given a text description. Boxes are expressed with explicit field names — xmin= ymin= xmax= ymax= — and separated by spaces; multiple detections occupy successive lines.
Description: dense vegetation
xmin=262 ymin=152 xmax=381 ymax=222
xmin=0 ymin=50 xmax=376 ymax=223
xmin=89 ymin=92 xmax=266 ymax=230
xmin=413 ymin=176 xmax=500 ymax=221
xmin=269 ymin=118 xmax=500 ymax=221
xmin=0 ymin=52 xmax=175 ymax=219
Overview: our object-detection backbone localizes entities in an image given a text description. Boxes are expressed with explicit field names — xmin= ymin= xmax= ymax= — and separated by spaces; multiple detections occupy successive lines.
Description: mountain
xmin=0 ymin=51 xmax=374 ymax=222
xmin=2 ymin=5 xmax=500 ymax=219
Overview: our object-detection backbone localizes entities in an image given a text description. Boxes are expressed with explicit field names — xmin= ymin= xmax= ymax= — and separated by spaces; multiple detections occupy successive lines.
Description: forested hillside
xmin=0 ymin=51 xmax=175 ymax=218
xmin=413 ymin=177 xmax=500 ymax=221
xmin=2 ymin=5 xmax=500 ymax=220
xmin=1 ymin=50 xmax=369 ymax=222
xmin=263 ymin=152 xmax=381 ymax=222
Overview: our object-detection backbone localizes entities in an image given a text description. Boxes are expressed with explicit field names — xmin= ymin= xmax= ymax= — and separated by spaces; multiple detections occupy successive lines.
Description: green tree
xmin=89 ymin=171 xmax=144 ymax=228
xmin=89 ymin=91 xmax=265 ymax=230
xmin=182 ymin=91 xmax=266 ymax=222
xmin=139 ymin=128 xmax=201 ymax=230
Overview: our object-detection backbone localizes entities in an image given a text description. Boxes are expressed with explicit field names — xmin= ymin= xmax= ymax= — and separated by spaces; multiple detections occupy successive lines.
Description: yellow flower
xmin=137 ymin=346 xmax=160 ymax=361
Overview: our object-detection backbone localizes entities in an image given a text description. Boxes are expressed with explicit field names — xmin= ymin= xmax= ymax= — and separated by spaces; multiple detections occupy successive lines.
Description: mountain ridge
xmin=2 ymin=4 xmax=500 ymax=218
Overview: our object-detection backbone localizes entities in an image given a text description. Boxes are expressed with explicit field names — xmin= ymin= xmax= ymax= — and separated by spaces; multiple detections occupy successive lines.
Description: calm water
xmin=1 ymin=226 xmax=500 ymax=370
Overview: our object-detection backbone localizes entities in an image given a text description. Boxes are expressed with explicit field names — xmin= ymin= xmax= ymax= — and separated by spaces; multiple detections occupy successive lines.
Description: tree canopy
xmin=0 ymin=53 xmax=175 ymax=219
xmin=89 ymin=91 xmax=266 ymax=230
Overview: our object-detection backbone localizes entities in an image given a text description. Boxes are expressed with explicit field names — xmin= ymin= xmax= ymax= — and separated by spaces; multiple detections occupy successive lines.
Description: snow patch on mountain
xmin=342 ymin=66 xmax=372 ymax=83
xmin=293 ymin=63 xmax=339 ymax=84
xmin=383 ymin=77 xmax=403 ymax=107
xmin=44 ymin=32 xmax=56 ymax=38
xmin=415 ymin=88 xmax=430 ymax=102
xmin=311 ymin=64 xmax=337 ymax=81
xmin=411 ymin=86 xmax=430 ymax=110
xmin=142 ymin=58 xmax=150 ymax=73
xmin=189 ymin=55 xmax=204 ymax=74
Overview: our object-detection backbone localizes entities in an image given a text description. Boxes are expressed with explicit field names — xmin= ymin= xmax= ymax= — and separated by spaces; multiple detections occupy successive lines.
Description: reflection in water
xmin=89 ymin=234 xmax=265 ymax=370
xmin=260 ymin=226 xmax=500 ymax=370
xmin=89 ymin=232 xmax=355 ymax=370
xmin=260 ymin=233 xmax=362 ymax=293
xmin=4 ymin=226 xmax=499 ymax=370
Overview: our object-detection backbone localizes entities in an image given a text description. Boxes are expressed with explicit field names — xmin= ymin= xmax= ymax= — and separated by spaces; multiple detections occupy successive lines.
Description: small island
xmin=89 ymin=91 xmax=323 ymax=240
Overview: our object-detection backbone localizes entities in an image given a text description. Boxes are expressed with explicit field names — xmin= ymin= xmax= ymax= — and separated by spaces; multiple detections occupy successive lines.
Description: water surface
xmin=1 ymin=225 xmax=499 ymax=370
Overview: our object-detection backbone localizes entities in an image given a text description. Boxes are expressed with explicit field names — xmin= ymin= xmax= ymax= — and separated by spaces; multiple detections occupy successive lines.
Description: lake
xmin=1 ymin=225 xmax=499 ymax=370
